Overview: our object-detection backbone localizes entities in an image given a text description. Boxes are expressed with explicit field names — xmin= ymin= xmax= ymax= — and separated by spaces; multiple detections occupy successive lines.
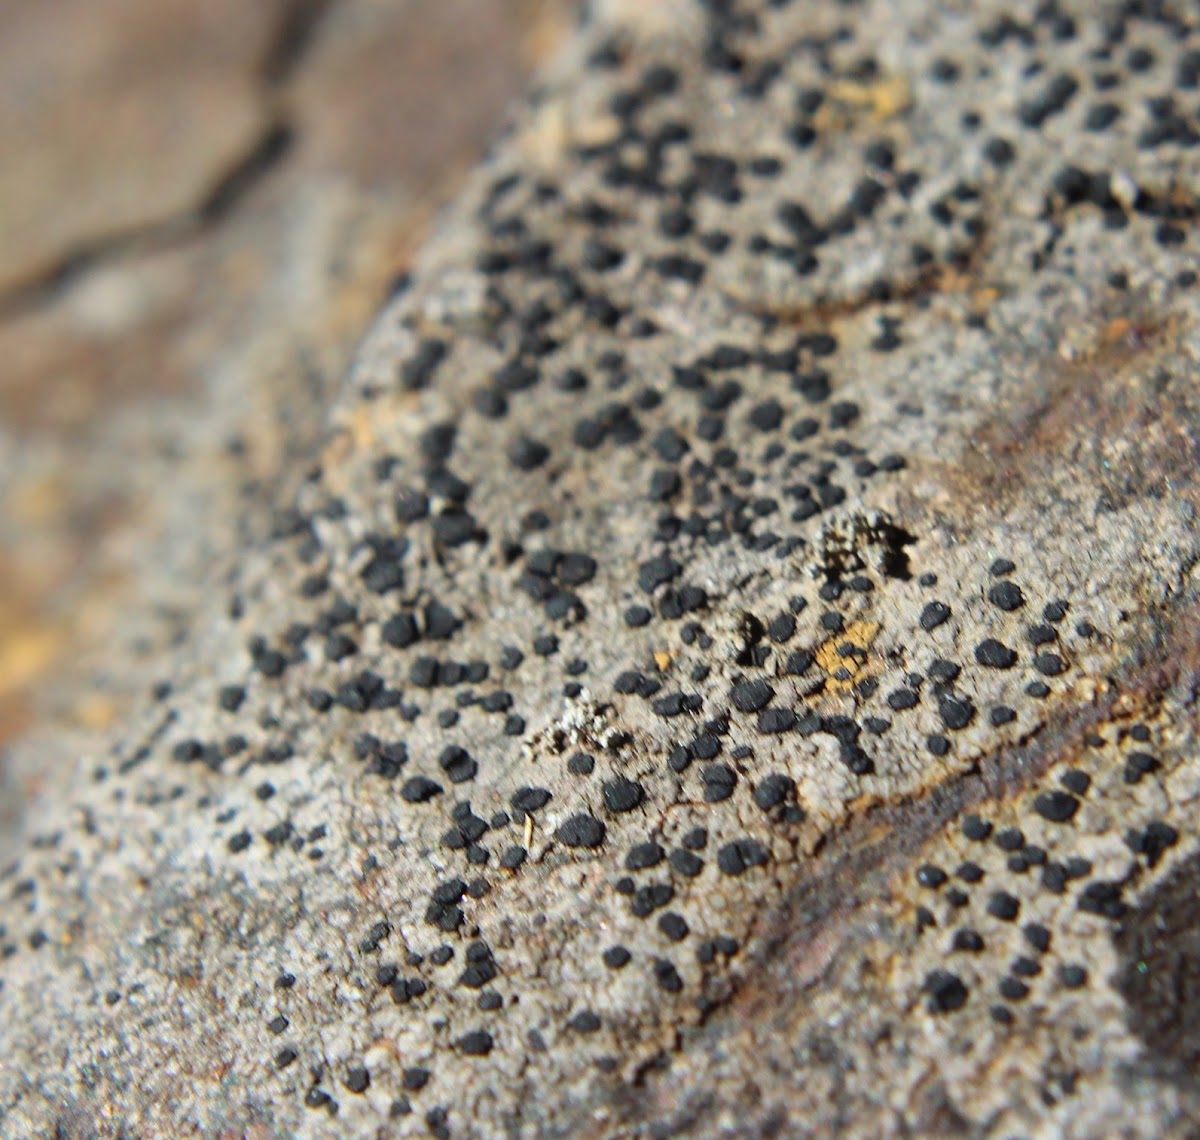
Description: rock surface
xmin=3 ymin=0 xmax=1200 ymax=1136
xmin=0 ymin=0 xmax=569 ymax=787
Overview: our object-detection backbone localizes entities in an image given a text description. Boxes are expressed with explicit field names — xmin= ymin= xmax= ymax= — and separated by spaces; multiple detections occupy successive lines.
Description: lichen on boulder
xmin=3 ymin=1 xmax=1200 ymax=1136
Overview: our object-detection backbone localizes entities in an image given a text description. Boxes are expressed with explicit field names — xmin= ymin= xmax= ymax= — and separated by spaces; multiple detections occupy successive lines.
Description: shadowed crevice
xmin=0 ymin=118 xmax=296 ymax=321
xmin=1114 ymin=847 xmax=1200 ymax=1086
xmin=260 ymin=0 xmax=337 ymax=86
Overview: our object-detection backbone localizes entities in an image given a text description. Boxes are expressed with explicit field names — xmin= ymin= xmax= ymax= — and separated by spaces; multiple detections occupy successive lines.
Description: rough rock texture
xmin=0 ymin=0 xmax=569 ymax=782
xmin=3 ymin=0 xmax=1200 ymax=1136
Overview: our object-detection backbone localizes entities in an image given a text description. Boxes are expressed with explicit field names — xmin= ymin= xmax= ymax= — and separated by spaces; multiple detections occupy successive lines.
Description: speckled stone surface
xmin=3 ymin=0 xmax=1200 ymax=1136
xmin=0 ymin=0 xmax=569 ymax=783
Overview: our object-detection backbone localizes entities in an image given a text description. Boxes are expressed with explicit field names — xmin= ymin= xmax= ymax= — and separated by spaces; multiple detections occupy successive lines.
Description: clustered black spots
xmin=518 ymin=548 xmax=597 ymax=625
xmin=915 ymin=721 xmax=1178 ymax=1030
xmin=5 ymin=2 xmax=1197 ymax=1128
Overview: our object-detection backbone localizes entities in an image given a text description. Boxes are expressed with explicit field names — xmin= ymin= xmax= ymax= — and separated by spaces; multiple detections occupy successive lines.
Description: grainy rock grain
xmin=3 ymin=0 xmax=1200 ymax=1136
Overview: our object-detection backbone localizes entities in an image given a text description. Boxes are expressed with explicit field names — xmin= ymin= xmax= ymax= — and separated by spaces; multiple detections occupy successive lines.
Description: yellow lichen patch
xmin=823 ymin=76 xmax=912 ymax=122
xmin=1103 ymin=316 xmax=1132 ymax=344
xmin=814 ymin=620 xmax=881 ymax=693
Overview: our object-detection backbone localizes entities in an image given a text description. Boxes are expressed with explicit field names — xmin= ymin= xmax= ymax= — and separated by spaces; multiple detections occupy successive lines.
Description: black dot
xmin=304 ymin=1088 xmax=336 ymax=1114
xmin=956 ymin=862 xmax=984 ymax=883
xmin=626 ymin=841 xmax=664 ymax=870
xmin=923 ymin=970 xmax=968 ymax=1013
xmin=753 ymin=773 xmax=795 ymax=812
xmin=1033 ymin=652 xmax=1066 ymax=676
xmin=1018 ymin=73 xmax=1079 ymax=128
xmin=1033 ymin=790 xmax=1079 ymax=823
xmin=658 ymin=912 xmax=689 ymax=941
xmin=916 ymin=864 xmax=947 ymax=889
xmin=569 ymin=1009 xmax=602 ymax=1033
xmin=402 ymin=1067 xmax=430 ymax=1091
xmin=401 ymin=776 xmax=443 ymax=803
xmin=995 ymin=828 xmax=1025 ymax=852
xmin=716 ymin=839 xmax=768 ymax=876
xmin=1059 ymin=964 xmax=1088 ymax=988
xmin=701 ymin=764 xmax=737 ymax=802
xmin=1124 ymin=751 xmax=1158 ymax=784
xmin=928 ymin=659 xmax=960 ymax=684
xmin=887 ymin=688 xmax=918 ymax=711
xmin=638 ymin=555 xmax=683 ymax=593
xmin=998 ymin=976 xmax=1029 ymax=1002
xmin=603 ymin=777 xmax=645 ymax=813
xmin=1022 ymin=923 xmax=1051 ymax=953
xmin=556 ymin=813 xmax=606 ymax=848
xmin=508 ymin=436 xmax=550 ymax=471
xmin=975 ymin=639 xmax=1017 ymax=668
xmin=669 ymin=849 xmax=704 ymax=877
xmin=567 ymin=751 xmax=595 ymax=776
xmin=652 ymin=958 xmax=683 ymax=992
xmin=500 ymin=846 xmax=526 ymax=869
xmin=624 ymin=605 xmax=652 ymax=627
xmin=757 ymin=707 xmax=796 ymax=734
xmin=988 ymin=581 xmax=1025 ymax=611
xmin=938 ymin=696 xmax=974 ymax=731
xmin=456 ymin=1030 xmax=494 ymax=1056
xmin=983 ymin=136 xmax=1015 ymax=166
xmin=1043 ymin=600 xmax=1068 ymax=623
xmin=987 ymin=892 xmax=1020 ymax=921
xmin=1011 ymin=955 xmax=1040 ymax=978
xmin=532 ymin=634 xmax=559 ymax=657
xmin=603 ymin=945 xmax=631 ymax=969
xmin=952 ymin=929 xmax=985 ymax=953
xmin=730 ymin=679 xmax=774 ymax=713
xmin=511 ymin=786 xmax=552 ymax=813
xmin=749 ymin=400 xmax=784 ymax=432
xmin=1085 ymin=103 xmax=1121 ymax=131
xmin=919 ymin=602 xmax=951 ymax=631
xmin=217 ymin=685 xmax=246 ymax=712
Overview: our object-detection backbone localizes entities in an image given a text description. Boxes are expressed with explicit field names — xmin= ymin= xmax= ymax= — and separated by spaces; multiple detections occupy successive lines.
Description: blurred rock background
xmin=0 ymin=0 xmax=574 ymax=827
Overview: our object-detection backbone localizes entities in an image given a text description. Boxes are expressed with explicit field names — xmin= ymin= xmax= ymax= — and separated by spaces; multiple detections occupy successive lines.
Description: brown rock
xmin=0 ymin=0 xmax=285 ymax=296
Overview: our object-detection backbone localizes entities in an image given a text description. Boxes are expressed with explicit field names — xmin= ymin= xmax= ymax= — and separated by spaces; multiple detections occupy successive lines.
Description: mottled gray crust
xmin=3 ymin=0 xmax=1200 ymax=1136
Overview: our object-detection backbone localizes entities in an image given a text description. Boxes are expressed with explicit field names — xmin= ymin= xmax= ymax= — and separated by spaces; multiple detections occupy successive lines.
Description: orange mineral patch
xmin=814 ymin=620 xmax=881 ymax=693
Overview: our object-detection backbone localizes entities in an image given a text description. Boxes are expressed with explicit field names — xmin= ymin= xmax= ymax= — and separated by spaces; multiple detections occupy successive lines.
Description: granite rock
xmin=3 ymin=1 xmax=1200 ymax=1137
